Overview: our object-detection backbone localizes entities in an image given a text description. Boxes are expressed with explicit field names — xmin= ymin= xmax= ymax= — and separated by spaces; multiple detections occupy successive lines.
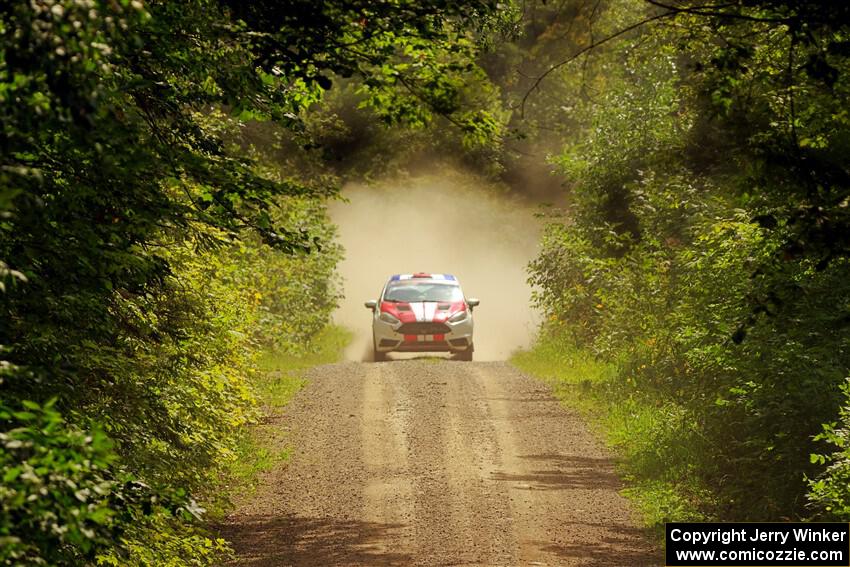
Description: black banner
xmin=666 ymin=523 xmax=850 ymax=566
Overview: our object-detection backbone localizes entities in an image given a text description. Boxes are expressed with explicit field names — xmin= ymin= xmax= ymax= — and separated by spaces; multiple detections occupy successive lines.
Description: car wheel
xmin=373 ymin=335 xmax=387 ymax=362
xmin=458 ymin=344 xmax=473 ymax=361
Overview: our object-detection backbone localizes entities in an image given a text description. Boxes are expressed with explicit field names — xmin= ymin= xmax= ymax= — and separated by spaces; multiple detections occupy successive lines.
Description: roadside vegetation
xmin=0 ymin=1 xmax=501 ymax=564
xmin=514 ymin=0 xmax=850 ymax=527
xmin=207 ymin=325 xmax=351 ymax=520
xmin=513 ymin=335 xmax=712 ymax=536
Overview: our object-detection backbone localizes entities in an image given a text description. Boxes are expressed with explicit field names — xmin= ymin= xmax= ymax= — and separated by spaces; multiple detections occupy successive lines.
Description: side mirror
xmin=467 ymin=298 xmax=480 ymax=309
xmin=364 ymin=300 xmax=377 ymax=310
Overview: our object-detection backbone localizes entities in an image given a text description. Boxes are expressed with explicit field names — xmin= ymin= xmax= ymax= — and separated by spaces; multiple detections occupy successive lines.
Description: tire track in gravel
xmin=400 ymin=362 xmax=516 ymax=565
xmin=220 ymin=360 xmax=660 ymax=566
xmin=361 ymin=364 xmax=415 ymax=557
xmin=474 ymin=364 xmax=657 ymax=566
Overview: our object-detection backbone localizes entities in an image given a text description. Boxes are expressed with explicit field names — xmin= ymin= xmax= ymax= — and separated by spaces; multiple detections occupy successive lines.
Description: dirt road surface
xmin=221 ymin=360 xmax=659 ymax=566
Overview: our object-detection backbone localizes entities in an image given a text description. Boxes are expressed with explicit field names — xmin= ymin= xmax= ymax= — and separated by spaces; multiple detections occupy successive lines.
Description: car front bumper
xmin=372 ymin=316 xmax=474 ymax=353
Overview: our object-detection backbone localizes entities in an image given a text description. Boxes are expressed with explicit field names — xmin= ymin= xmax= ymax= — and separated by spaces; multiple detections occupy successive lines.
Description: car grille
xmin=397 ymin=322 xmax=451 ymax=335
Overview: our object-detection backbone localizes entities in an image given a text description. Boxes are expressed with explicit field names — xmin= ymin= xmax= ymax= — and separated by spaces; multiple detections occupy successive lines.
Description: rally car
xmin=365 ymin=273 xmax=479 ymax=361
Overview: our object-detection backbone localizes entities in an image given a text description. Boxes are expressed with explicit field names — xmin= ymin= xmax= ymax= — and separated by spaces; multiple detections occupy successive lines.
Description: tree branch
xmin=643 ymin=0 xmax=791 ymax=24
xmin=519 ymin=11 xmax=674 ymax=117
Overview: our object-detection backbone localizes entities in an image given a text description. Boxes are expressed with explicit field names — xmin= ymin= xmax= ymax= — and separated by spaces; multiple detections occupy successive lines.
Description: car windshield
xmin=384 ymin=282 xmax=463 ymax=303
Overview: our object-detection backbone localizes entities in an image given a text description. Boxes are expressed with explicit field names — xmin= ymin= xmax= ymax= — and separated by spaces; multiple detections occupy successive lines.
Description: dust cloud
xmin=328 ymin=169 xmax=542 ymax=361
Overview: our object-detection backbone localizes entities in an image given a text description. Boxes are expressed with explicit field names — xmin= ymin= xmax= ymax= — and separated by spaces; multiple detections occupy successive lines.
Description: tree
xmin=0 ymin=0 xmax=499 ymax=562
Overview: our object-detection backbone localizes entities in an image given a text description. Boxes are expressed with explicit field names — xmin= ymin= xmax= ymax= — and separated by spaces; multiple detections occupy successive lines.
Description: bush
xmin=0 ymin=398 xmax=120 ymax=565
xmin=0 ymin=398 xmax=220 ymax=567
xmin=808 ymin=380 xmax=850 ymax=520
xmin=1 ymin=0 xmax=499 ymax=562
xmin=525 ymin=0 xmax=850 ymax=519
xmin=0 ymin=201 xmax=341 ymax=565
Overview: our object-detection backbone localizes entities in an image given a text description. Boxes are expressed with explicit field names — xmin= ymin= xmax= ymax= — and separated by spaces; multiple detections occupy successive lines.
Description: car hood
xmin=380 ymin=301 xmax=466 ymax=323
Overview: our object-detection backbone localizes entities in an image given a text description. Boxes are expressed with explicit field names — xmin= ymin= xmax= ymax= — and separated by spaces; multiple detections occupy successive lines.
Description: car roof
xmin=389 ymin=273 xmax=457 ymax=282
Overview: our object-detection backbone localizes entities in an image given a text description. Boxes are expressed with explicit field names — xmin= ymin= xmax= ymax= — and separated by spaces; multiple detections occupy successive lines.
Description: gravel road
xmin=221 ymin=360 xmax=659 ymax=566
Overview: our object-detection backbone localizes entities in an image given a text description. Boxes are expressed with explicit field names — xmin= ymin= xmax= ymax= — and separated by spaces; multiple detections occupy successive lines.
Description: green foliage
xmin=288 ymin=72 xmax=509 ymax=182
xmin=225 ymin=201 xmax=343 ymax=352
xmin=0 ymin=397 xmax=215 ymax=566
xmin=0 ymin=398 xmax=120 ymax=565
xmin=1 ymin=0 xmax=499 ymax=562
xmin=525 ymin=0 xmax=850 ymax=522
xmin=96 ymin=511 xmax=231 ymax=567
xmin=808 ymin=380 xmax=850 ymax=520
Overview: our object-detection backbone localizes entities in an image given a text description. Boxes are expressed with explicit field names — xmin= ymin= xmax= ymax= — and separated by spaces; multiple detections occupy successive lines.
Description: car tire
xmin=458 ymin=344 xmax=473 ymax=362
xmin=372 ymin=335 xmax=387 ymax=362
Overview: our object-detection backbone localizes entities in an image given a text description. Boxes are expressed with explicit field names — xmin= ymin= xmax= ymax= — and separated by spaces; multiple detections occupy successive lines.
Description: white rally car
xmin=365 ymin=273 xmax=479 ymax=361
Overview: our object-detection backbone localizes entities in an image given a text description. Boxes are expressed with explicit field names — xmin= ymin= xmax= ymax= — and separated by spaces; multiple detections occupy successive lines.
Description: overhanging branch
xmin=519 ymin=10 xmax=673 ymax=117
xmin=519 ymin=0 xmax=791 ymax=117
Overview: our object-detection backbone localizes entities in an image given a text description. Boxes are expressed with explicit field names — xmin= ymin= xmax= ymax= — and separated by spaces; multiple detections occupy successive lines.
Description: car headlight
xmin=379 ymin=312 xmax=400 ymax=325
xmin=448 ymin=310 xmax=468 ymax=323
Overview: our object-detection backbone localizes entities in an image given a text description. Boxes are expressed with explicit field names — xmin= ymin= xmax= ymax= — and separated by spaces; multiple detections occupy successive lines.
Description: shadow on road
xmin=491 ymin=453 xmax=622 ymax=491
xmin=220 ymin=514 xmax=412 ymax=567
xmin=538 ymin=521 xmax=661 ymax=566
